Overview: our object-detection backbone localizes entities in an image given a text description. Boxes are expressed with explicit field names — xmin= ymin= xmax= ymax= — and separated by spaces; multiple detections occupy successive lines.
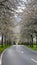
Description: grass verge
xmin=26 ymin=45 xmax=37 ymax=51
xmin=0 ymin=45 xmax=12 ymax=53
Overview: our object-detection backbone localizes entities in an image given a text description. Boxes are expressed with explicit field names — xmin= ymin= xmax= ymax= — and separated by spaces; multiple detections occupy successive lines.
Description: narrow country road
xmin=0 ymin=57 xmax=1 ymax=65
xmin=2 ymin=45 xmax=37 ymax=65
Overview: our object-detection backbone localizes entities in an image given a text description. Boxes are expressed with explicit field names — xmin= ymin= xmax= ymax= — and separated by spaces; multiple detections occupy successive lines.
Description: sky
xmin=14 ymin=14 xmax=21 ymax=22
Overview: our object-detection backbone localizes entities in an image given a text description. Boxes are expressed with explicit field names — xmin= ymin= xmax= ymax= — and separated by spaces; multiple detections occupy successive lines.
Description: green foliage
xmin=0 ymin=44 xmax=12 ymax=53
xmin=27 ymin=45 xmax=37 ymax=51
xmin=19 ymin=42 xmax=24 ymax=45
xmin=18 ymin=42 xmax=29 ymax=45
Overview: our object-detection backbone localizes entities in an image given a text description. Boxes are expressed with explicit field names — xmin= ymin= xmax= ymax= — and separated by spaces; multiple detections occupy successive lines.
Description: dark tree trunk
xmin=30 ymin=41 xmax=31 ymax=47
xmin=34 ymin=30 xmax=37 ymax=47
xmin=31 ymin=35 xmax=33 ymax=47
xmin=1 ymin=34 xmax=3 ymax=46
xmin=4 ymin=35 xmax=6 ymax=46
xmin=36 ymin=35 xmax=37 ymax=47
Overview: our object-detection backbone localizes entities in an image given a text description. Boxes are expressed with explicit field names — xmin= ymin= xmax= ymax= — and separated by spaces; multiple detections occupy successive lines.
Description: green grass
xmin=27 ymin=45 xmax=37 ymax=51
xmin=0 ymin=44 xmax=12 ymax=53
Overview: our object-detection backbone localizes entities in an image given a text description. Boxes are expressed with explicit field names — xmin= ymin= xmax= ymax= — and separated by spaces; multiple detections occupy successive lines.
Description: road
xmin=2 ymin=45 xmax=37 ymax=65
xmin=0 ymin=57 xmax=1 ymax=65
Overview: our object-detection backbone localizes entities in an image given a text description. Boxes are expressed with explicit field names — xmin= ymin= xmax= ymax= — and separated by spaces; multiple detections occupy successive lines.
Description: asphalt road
xmin=2 ymin=45 xmax=37 ymax=65
xmin=0 ymin=57 xmax=1 ymax=65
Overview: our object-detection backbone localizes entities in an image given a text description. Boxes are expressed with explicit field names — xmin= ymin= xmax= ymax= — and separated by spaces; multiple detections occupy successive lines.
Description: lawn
xmin=27 ymin=45 xmax=37 ymax=51
xmin=0 ymin=45 xmax=12 ymax=53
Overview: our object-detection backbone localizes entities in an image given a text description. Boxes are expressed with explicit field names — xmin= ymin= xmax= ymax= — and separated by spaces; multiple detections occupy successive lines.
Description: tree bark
xmin=31 ymin=35 xmax=33 ymax=47
xmin=4 ymin=35 xmax=6 ymax=46
xmin=1 ymin=34 xmax=3 ymax=46
xmin=36 ymin=35 xmax=37 ymax=47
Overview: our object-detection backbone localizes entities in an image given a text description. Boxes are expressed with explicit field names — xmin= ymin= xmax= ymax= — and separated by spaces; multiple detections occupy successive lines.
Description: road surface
xmin=0 ymin=57 xmax=1 ymax=65
xmin=2 ymin=45 xmax=37 ymax=65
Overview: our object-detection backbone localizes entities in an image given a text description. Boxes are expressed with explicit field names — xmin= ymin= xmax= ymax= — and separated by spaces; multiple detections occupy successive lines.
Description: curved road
xmin=2 ymin=45 xmax=37 ymax=65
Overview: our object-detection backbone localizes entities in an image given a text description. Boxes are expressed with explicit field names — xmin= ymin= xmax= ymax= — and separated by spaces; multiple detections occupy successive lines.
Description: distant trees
xmin=0 ymin=0 xmax=37 ymax=46
xmin=18 ymin=0 xmax=37 ymax=46
xmin=0 ymin=0 xmax=14 ymax=46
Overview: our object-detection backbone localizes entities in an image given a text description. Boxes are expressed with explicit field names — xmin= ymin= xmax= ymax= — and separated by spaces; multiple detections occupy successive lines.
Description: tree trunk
xmin=36 ymin=35 xmax=37 ymax=47
xmin=1 ymin=34 xmax=3 ymax=46
xmin=4 ymin=35 xmax=7 ymax=46
xmin=31 ymin=35 xmax=33 ymax=47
